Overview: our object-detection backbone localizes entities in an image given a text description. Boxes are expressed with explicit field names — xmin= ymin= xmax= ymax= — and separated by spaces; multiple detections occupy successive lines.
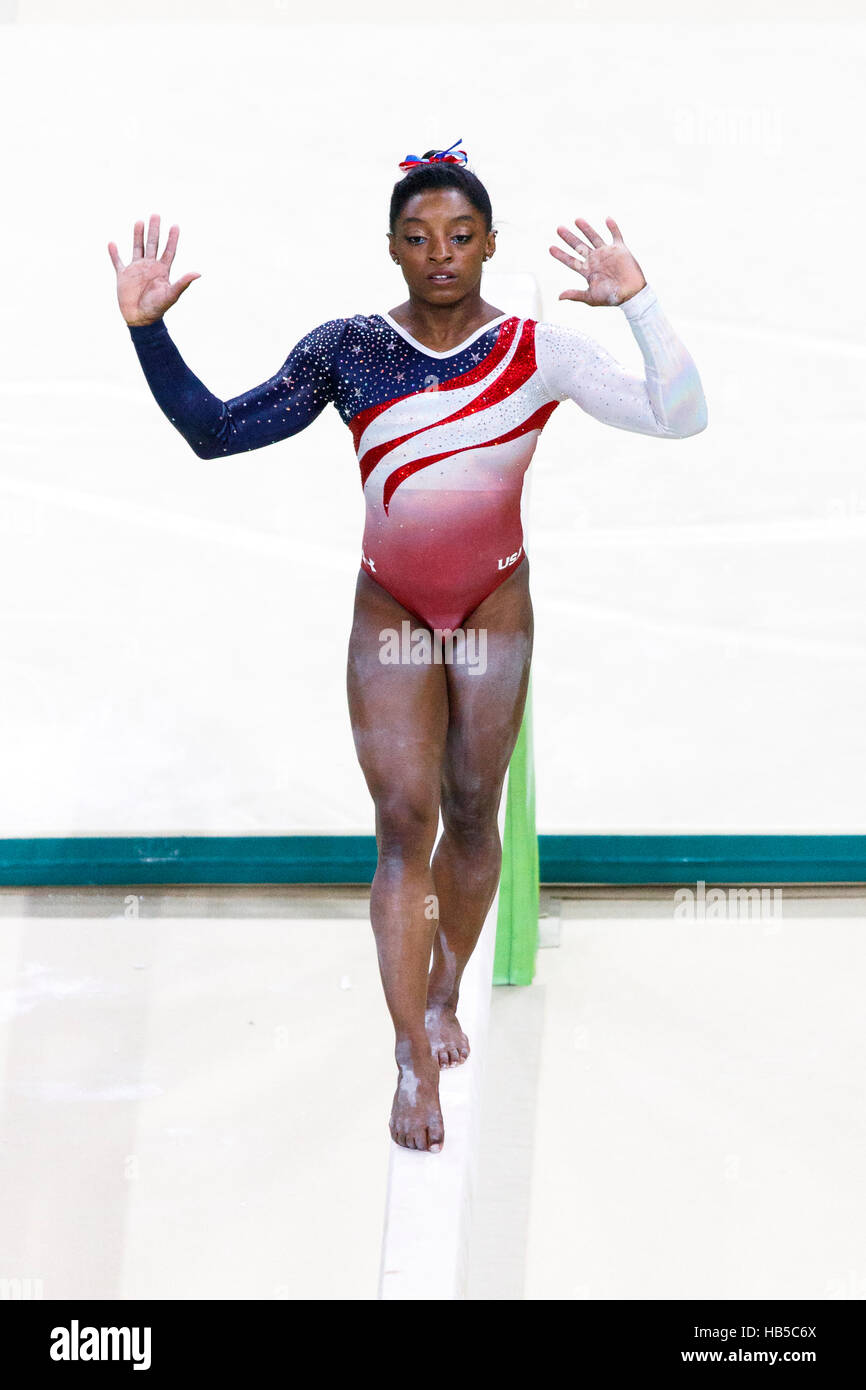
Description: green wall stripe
xmin=0 ymin=834 xmax=865 ymax=887
xmin=0 ymin=835 xmax=377 ymax=886
xmin=538 ymin=835 xmax=866 ymax=884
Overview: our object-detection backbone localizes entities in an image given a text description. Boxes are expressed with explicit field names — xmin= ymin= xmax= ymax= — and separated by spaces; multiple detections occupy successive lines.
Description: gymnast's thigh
xmin=346 ymin=567 xmax=449 ymax=808
xmin=441 ymin=560 xmax=534 ymax=809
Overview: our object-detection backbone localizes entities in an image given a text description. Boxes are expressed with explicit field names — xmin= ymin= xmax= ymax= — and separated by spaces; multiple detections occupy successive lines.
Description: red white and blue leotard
xmin=128 ymin=283 xmax=707 ymax=629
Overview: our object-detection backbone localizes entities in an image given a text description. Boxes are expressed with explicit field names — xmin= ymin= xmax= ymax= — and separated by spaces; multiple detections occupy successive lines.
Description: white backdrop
xmin=0 ymin=9 xmax=864 ymax=835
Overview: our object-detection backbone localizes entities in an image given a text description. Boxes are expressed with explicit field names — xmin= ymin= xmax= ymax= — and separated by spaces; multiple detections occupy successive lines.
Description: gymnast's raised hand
xmin=107 ymin=214 xmax=201 ymax=327
xmin=549 ymin=215 xmax=647 ymax=307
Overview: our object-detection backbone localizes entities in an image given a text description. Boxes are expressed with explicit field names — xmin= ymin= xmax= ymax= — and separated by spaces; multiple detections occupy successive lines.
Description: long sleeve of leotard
xmin=533 ymin=283 xmax=707 ymax=438
xmin=127 ymin=315 xmax=346 ymax=459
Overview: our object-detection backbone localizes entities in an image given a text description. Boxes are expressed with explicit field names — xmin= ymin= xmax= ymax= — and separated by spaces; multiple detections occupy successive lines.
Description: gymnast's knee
xmin=374 ymin=793 xmax=439 ymax=867
xmin=440 ymin=787 xmax=502 ymax=850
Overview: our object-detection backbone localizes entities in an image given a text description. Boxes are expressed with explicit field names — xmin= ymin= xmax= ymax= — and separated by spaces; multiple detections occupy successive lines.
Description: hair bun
xmin=398 ymin=138 xmax=468 ymax=173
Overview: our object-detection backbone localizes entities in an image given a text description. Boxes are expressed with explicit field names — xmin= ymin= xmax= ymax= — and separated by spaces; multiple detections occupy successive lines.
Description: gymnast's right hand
xmin=107 ymin=214 xmax=201 ymax=327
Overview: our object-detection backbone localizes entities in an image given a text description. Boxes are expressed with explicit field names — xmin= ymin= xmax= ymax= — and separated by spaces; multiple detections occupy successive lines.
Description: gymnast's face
xmin=389 ymin=188 xmax=495 ymax=302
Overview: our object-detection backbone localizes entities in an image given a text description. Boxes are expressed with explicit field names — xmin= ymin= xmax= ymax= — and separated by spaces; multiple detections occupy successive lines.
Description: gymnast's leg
xmin=426 ymin=560 xmax=534 ymax=1067
xmin=346 ymin=567 xmax=449 ymax=1152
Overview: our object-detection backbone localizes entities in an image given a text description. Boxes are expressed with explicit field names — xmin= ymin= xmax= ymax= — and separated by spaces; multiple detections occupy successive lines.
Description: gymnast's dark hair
xmin=389 ymin=149 xmax=494 ymax=236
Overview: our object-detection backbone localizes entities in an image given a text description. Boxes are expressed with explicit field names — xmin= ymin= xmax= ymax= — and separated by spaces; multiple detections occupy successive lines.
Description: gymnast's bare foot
xmin=390 ymin=1043 xmax=445 ymax=1152
xmin=425 ymin=1002 xmax=471 ymax=1069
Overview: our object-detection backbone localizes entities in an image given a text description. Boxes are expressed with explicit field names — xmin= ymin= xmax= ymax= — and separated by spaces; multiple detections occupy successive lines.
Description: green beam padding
xmin=493 ymin=680 xmax=540 ymax=986
xmin=1 ymin=835 xmax=865 ymax=888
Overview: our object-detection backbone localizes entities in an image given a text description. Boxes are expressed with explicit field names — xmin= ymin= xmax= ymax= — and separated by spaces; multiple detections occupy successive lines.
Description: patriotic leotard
xmin=128 ymin=283 xmax=707 ymax=629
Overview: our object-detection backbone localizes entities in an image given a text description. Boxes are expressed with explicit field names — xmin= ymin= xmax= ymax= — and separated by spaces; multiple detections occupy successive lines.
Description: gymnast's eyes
xmin=404 ymin=234 xmax=473 ymax=245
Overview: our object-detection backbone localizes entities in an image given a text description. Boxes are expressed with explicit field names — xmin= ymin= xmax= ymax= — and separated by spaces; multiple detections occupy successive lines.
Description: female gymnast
xmin=108 ymin=140 xmax=707 ymax=1155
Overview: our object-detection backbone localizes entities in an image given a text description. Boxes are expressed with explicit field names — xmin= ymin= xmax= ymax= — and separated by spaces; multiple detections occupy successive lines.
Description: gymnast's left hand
xmin=549 ymin=217 xmax=646 ymax=307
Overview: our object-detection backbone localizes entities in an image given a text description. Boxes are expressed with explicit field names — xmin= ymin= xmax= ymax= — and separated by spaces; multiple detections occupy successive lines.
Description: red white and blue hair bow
xmin=398 ymin=137 xmax=468 ymax=173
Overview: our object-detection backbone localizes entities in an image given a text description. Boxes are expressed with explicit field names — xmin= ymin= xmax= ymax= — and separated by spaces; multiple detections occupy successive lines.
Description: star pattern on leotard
xmin=328 ymin=315 xmax=519 ymax=425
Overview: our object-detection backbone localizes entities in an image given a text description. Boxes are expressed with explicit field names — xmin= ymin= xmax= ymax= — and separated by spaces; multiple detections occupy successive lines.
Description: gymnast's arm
xmin=534 ymin=284 xmax=708 ymax=439
xmin=127 ymin=316 xmax=345 ymax=460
